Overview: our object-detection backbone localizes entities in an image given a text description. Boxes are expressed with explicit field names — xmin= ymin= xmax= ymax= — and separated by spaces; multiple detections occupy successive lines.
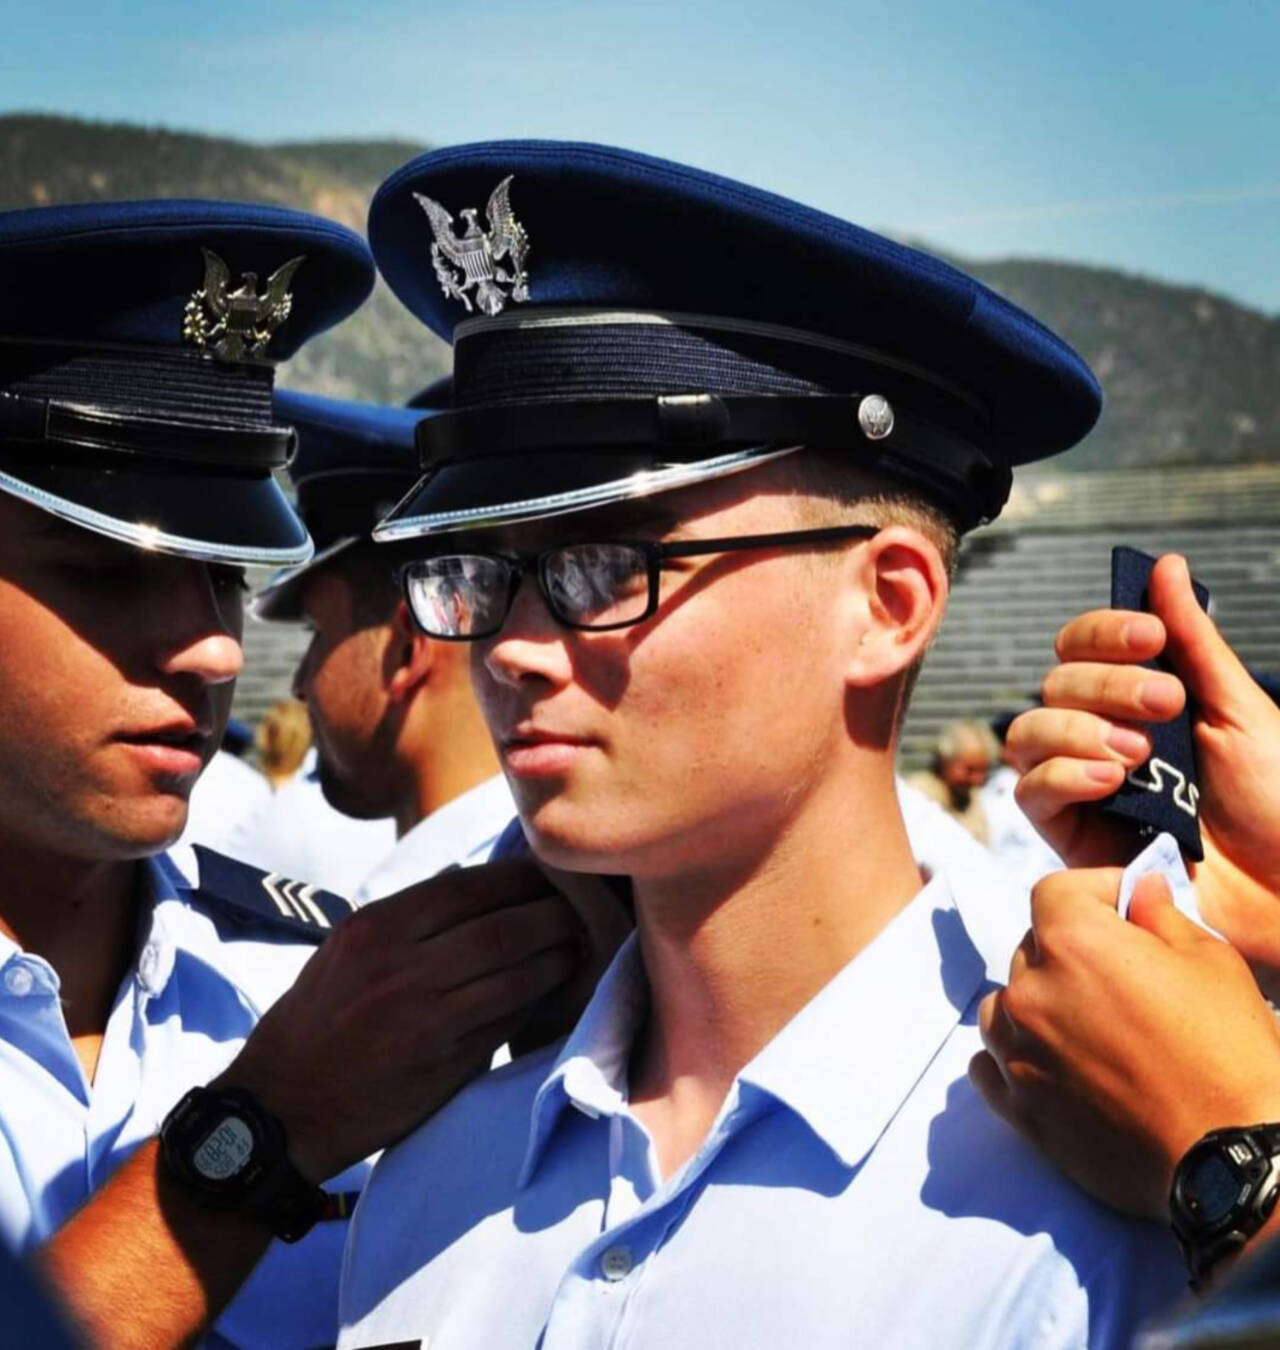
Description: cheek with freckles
xmin=517 ymin=561 xmax=845 ymax=871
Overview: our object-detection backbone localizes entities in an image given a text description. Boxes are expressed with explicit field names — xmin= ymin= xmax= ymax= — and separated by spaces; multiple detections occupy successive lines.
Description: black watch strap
xmin=160 ymin=1086 xmax=328 ymax=1244
xmin=1171 ymin=1123 xmax=1280 ymax=1292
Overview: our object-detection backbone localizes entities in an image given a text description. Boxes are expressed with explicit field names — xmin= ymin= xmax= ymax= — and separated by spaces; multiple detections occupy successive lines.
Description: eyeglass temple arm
xmin=654 ymin=524 xmax=880 ymax=560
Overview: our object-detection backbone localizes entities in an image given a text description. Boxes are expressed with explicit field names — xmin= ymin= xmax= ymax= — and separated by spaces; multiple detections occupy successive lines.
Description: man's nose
xmin=153 ymin=566 xmax=245 ymax=685
xmin=481 ymin=574 xmax=572 ymax=690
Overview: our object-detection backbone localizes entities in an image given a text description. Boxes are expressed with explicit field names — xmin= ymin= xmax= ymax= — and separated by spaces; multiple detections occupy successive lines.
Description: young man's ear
xmin=385 ymin=600 xmax=435 ymax=703
xmin=842 ymin=525 xmax=949 ymax=688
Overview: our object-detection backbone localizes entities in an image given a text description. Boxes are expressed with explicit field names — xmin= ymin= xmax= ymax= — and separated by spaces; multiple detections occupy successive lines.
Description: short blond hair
xmin=255 ymin=699 xmax=312 ymax=782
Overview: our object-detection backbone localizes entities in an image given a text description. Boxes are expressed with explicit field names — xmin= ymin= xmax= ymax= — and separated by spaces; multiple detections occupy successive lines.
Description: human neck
xmin=0 ymin=836 xmax=142 ymax=1040
xmin=394 ymin=686 xmax=501 ymax=839
xmin=628 ymin=761 xmax=923 ymax=1178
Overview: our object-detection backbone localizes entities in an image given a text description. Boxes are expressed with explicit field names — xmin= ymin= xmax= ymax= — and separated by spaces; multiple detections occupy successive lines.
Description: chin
xmin=82 ymin=806 xmax=190 ymax=861
xmin=518 ymin=798 xmax=654 ymax=875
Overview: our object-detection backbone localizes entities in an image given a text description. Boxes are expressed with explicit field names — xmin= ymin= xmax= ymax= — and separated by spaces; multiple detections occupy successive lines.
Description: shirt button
xmin=138 ymin=943 xmax=161 ymax=987
xmin=600 ymin=1246 xmax=633 ymax=1281
xmin=4 ymin=965 xmax=34 ymax=996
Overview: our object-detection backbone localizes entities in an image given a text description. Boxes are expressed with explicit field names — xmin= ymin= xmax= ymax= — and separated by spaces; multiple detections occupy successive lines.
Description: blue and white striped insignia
xmin=262 ymin=873 xmax=332 ymax=929
xmin=188 ymin=845 xmax=356 ymax=943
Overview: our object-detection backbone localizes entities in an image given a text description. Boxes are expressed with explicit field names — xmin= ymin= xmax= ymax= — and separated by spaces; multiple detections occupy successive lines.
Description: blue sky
xmin=4 ymin=0 xmax=1277 ymax=311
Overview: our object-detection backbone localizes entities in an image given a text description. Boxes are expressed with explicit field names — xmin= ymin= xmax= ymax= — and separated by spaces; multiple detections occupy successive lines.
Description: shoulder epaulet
xmin=187 ymin=845 xmax=357 ymax=944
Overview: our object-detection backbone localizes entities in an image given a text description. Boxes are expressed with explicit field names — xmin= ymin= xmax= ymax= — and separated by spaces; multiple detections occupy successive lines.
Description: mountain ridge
xmin=3 ymin=113 xmax=1275 ymax=468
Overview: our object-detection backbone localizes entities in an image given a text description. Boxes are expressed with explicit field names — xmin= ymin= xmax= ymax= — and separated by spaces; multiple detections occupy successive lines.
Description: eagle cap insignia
xmin=183 ymin=248 xmax=305 ymax=362
xmin=413 ymin=175 xmax=530 ymax=317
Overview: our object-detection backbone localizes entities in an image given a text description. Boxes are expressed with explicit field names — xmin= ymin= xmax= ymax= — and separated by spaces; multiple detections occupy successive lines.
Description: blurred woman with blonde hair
xmin=254 ymin=698 xmax=312 ymax=789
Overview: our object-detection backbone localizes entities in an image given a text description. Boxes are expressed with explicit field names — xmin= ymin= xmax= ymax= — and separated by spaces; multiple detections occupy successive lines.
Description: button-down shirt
xmin=0 ymin=847 xmax=369 ymax=1349
xmin=352 ymin=774 xmax=515 ymax=903
xmin=339 ymin=871 xmax=1185 ymax=1350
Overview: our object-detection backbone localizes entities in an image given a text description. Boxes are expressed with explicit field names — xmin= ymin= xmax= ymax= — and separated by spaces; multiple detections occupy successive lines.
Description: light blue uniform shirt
xmin=0 ymin=847 xmax=369 ymax=1349
xmin=340 ymin=871 xmax=1185 ymax=1350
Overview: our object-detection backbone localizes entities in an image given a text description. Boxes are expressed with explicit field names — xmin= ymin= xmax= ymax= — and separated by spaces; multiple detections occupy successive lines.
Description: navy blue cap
xmin=368 ymin=141 xmax=1101 ymax=540
xmin=0 ymin=199 xmax=374 ymax=565
xmin=253 ymin=388 xmax=432 ymax=622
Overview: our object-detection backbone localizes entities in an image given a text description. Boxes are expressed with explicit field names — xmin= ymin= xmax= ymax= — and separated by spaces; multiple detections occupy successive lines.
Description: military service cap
xmin=0 ymin=200 xmax=373 ymax=565
xmin=367 ymin=141 xmax=1101 ymax=540
xmin=253 ymin=387 xmax=441 ymax=621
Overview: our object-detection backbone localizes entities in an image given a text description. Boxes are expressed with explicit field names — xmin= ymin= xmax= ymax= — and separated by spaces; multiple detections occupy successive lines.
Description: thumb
xmin=1151 ymin=554 xmax=1258 ymax=720
xmin=1126 ymin=871 xmax=1204 ymax=947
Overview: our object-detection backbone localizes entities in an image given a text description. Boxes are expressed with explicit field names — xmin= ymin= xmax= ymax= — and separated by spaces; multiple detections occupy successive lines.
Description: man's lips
xmin=499 ymin=726 xmax=597 ymax=776
xmin=113 ymin=722 xmax=214 ymax=776
xmin=500 ymin=726 xmax=595 ymax=750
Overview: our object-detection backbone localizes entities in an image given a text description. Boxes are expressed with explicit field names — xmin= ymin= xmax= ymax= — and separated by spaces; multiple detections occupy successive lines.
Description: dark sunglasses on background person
xmin=397 ymin=524 xmax=880 ymax=640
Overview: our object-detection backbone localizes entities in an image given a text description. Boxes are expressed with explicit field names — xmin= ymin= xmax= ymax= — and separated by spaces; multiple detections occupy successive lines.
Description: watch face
xmin=192 ymin=1115 xmax=256 ymax=1182
xmin=1185 ymin=1150 xmax=1243 ymax=1226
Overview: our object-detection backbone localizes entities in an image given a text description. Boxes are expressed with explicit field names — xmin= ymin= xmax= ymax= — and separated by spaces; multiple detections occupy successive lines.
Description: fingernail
xmin=1105 ymin=725 xmax=1149 ymax=760
xmin=1123 ymin=615 xmax=1162 ymax=650
xmin=1087 ymin=761 xmax=1123 ymax=784
xmin=1139 ymin=676 xmax=1182 ymax=716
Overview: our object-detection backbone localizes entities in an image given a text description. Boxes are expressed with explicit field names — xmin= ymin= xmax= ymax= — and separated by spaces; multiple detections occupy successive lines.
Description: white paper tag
xmin=1117 ymin=831 xmax=1224 ymax=939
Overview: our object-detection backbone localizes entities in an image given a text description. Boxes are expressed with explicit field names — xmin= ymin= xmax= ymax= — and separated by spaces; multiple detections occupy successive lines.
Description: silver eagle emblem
xmin=413 ymin=176 xmax=530 ymax=316
xmin=183 ymin=248 xmax=305 ymax=361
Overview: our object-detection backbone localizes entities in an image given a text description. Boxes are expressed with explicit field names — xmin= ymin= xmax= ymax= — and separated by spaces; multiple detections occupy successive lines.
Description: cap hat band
xmin=415 ymin=391 xmax=1008 ymax=530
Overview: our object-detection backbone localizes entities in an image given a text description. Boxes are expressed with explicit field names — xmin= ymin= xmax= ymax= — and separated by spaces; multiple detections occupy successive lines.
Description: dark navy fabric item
xmin=0 ymin=199 xmax=372 ymax=356
xmin=190 ymin=844 xmax=356 ymax=943
xmin=1103 ymin=546 xmax=1208 ymax=861
xmin=369 ymin=141 xmax=1101 ymax=466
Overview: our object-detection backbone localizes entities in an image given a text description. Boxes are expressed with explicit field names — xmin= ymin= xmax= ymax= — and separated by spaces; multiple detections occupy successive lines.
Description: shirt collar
xmin=354 ymin=775 xmax=513 ymax=900
xmin=739 ymin=874 xmax=987 ymax=1169
xmin=518 ymin=935 xmax=647 ymax=1186
xmin=0 ymin=851 xmax=240 ymax=1003
xmin=519 ymin=875 xmax=989 ymax=1185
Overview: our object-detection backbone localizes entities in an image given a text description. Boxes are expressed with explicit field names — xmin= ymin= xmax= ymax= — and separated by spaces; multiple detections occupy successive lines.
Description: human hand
xmin=218 ymin=859 xmax=583 ymax=1182
xmin=970 ymin=868 xmax=1280 ymax=1222
xmin=509 ymin=866 xmax=633 ymax=1056
xmin=1007 ymin=553 xmax=1280 ymax=976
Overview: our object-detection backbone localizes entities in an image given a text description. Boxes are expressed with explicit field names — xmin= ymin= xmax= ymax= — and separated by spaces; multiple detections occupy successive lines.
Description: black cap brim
xmin=0 ymin=456 xmax=311 ymax=565
xmin=373 ymin=444 xmax=799 ymax=542
xmin=252 ymin=536 xmax=363 ymax=622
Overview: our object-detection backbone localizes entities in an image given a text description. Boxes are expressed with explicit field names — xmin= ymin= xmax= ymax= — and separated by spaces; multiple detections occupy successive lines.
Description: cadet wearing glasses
xmin=338 ymin=142 xmax=1185 ymax=1350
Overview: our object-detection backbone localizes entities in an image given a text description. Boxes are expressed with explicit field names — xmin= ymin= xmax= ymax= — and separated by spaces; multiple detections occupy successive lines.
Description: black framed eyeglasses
xmin=397 ymin=524 xmax=880 ymax=640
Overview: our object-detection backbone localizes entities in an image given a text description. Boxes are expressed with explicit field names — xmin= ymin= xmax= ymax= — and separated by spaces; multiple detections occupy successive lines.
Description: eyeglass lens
xmin=405 ymin=543 xmax=653 ymax=637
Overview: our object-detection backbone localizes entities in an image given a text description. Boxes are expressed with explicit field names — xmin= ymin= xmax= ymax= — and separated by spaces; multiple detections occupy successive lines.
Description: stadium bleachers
xmin=900 ymin=462 xmax=1280 ymax=770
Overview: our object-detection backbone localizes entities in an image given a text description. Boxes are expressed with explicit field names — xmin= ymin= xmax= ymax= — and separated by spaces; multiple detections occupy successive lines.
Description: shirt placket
xmin=84 ymin=906 xmax=177 ymax=1186
xmin=544 ymin=1085 xmax=753 ymax=1350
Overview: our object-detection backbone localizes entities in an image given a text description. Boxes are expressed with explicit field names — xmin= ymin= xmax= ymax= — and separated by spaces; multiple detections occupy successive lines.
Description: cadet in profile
xmin=0 ymin=199 xmax=583 ymax=1348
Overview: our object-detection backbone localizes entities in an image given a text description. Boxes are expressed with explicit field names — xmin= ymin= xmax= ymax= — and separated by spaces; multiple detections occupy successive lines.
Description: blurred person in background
xmin=907 ymin=717 xmax=998 ymax=844
xmin=252 ymin=388 xmax=514 ymax=903
xmin=255 ymin=697 xmax=313 ymax=788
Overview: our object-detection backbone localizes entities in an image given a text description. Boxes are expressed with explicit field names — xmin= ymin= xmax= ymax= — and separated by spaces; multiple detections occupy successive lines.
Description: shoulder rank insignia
xmin=183 ymin=247 xmax=305 ymax=362
xmin=413 ymin=175 xmax=530 ymax=317
xmin=188 ymin=845 xmax=356 ymax=944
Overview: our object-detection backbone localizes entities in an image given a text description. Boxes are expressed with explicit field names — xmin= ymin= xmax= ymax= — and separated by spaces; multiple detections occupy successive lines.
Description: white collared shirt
xmin=221 ymin=751 xmax=396 ymax=897
xmin=352 ymin=774 xmax=515 ymax=903
xmin=0 ymin=849 xmax=370 ymax=1349
xmin=340 ymin=871 xmax=1185 ymax=1350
